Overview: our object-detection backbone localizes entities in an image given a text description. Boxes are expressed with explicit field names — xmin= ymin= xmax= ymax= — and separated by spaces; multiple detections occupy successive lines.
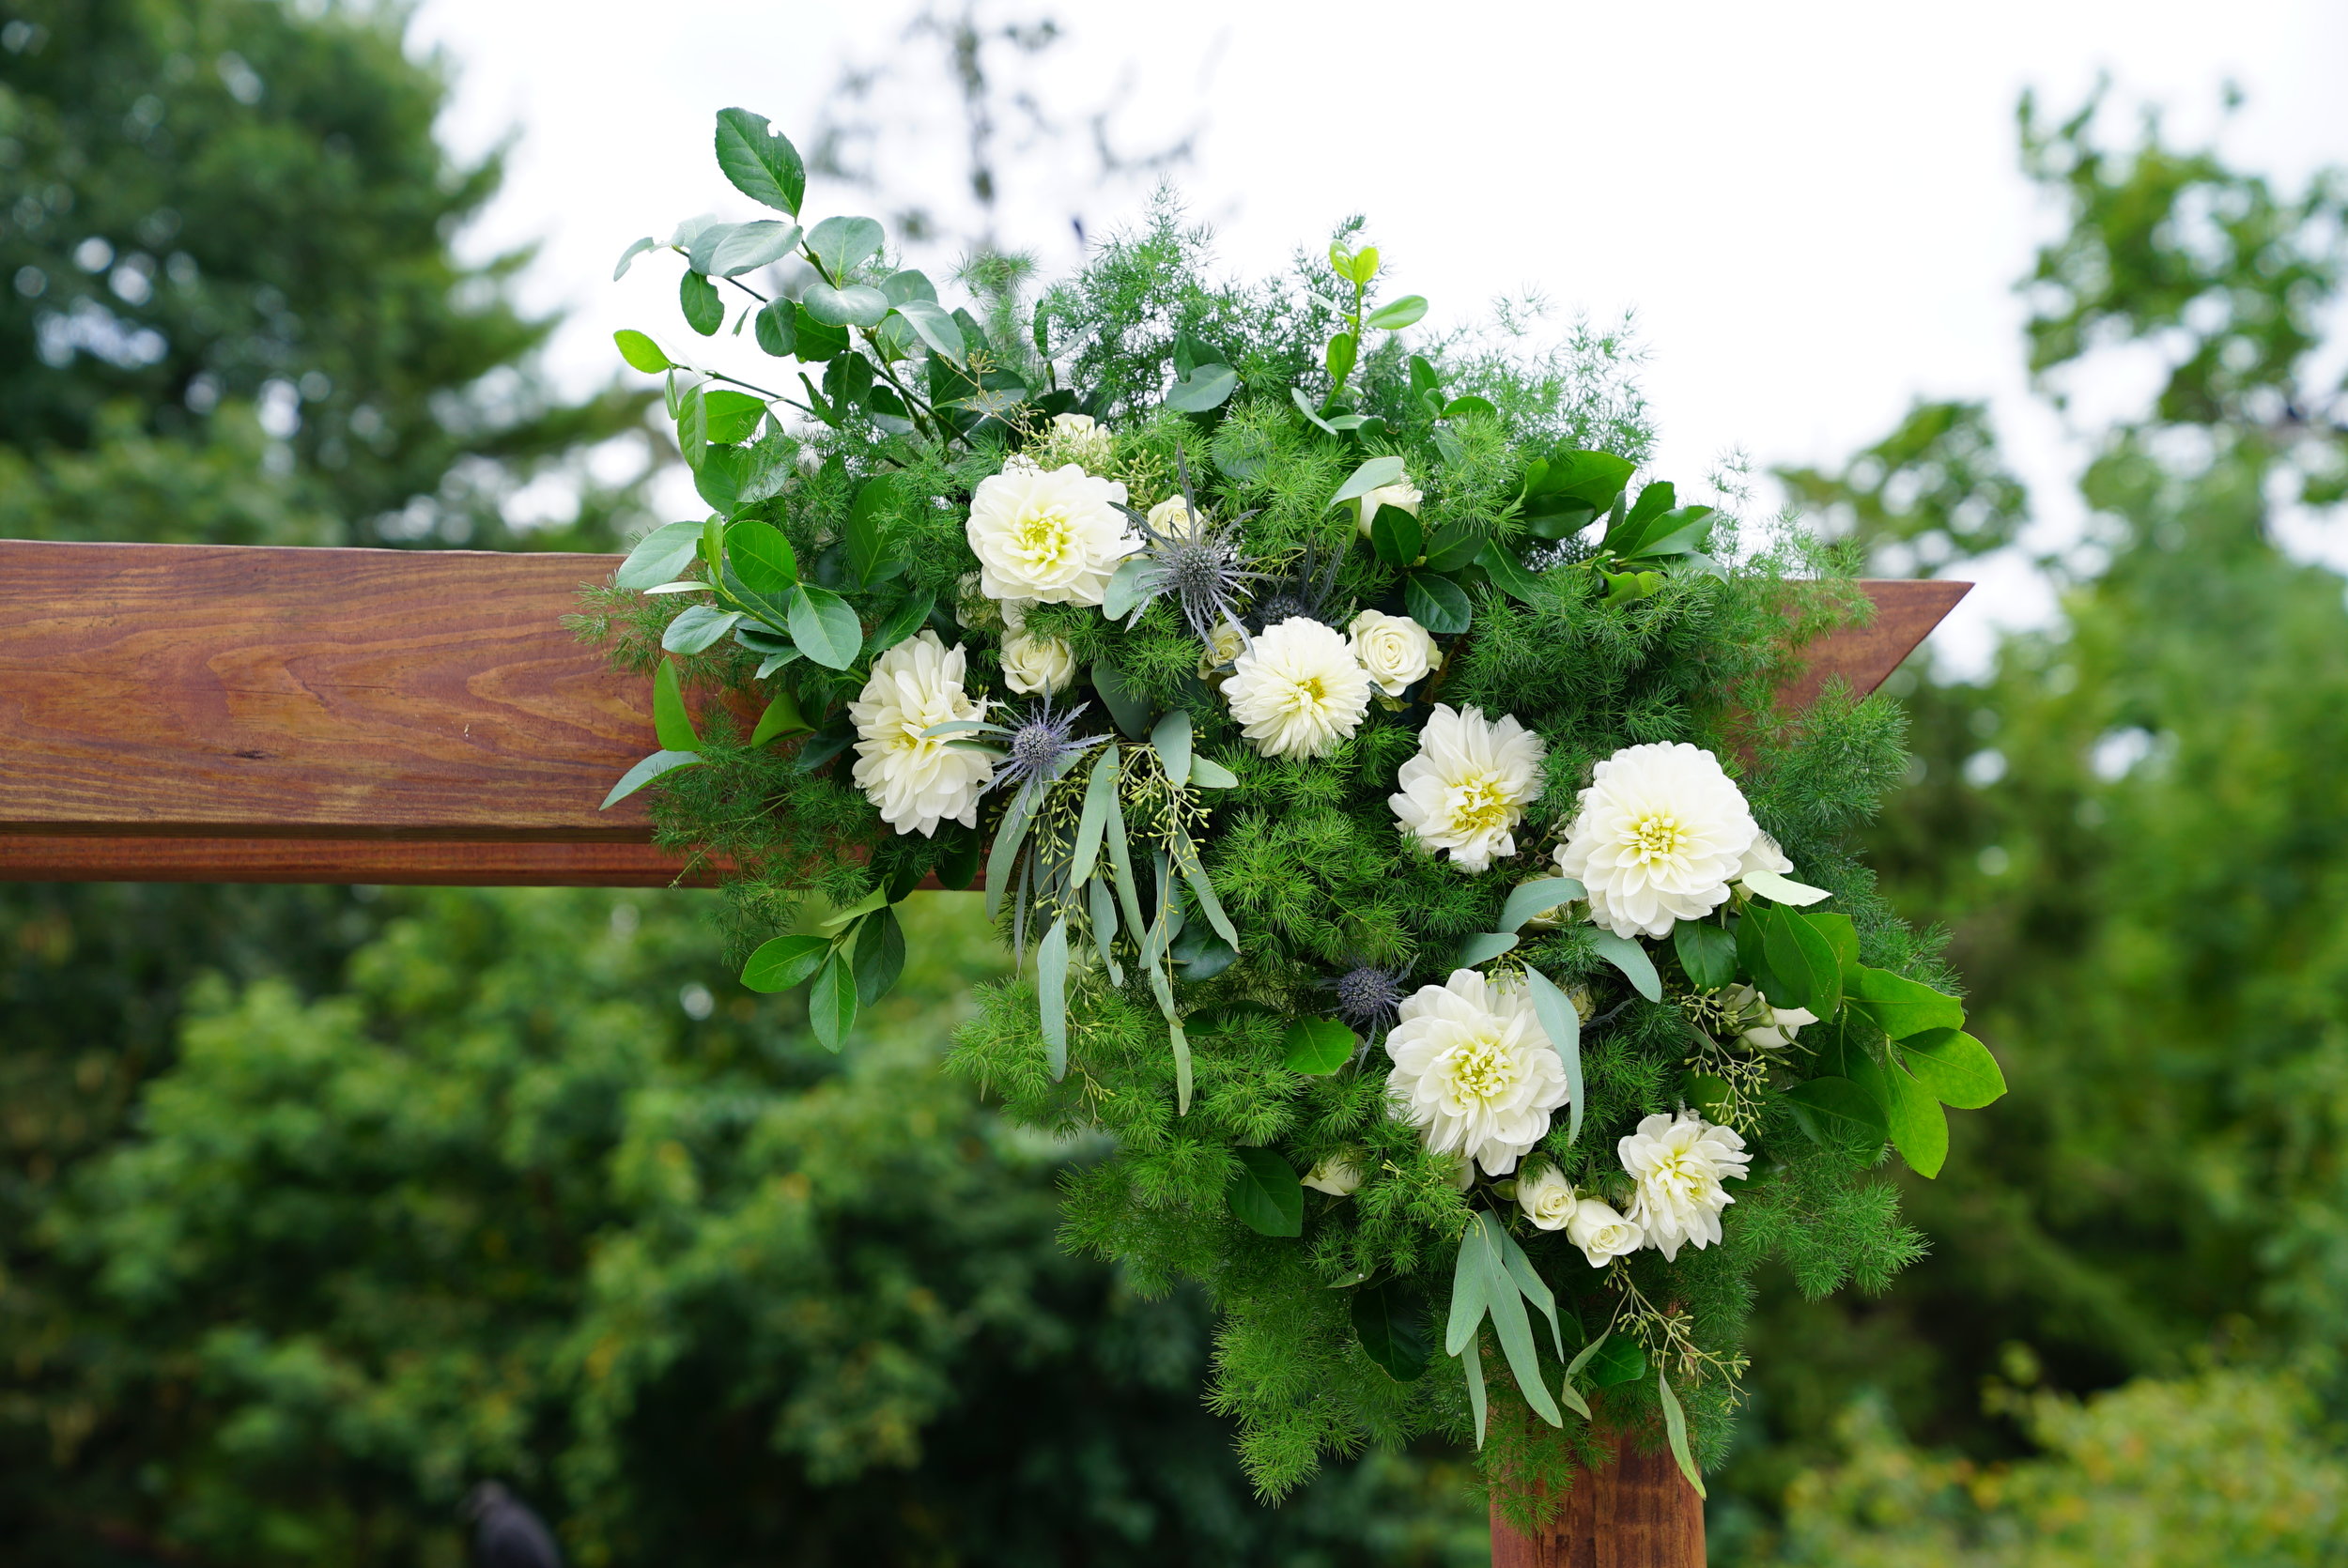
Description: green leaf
xmin=1087 ymin=876 xmax=1123 ymax=987
xmin=741 ymin=932 xmax=829 ymax=993
xmin=786 ymin=584 xmax=862 ymax=670
xmin=703 ymin=389 xmax=765 ymax=444
xmin=1850 ymin=1049 xmax=1950 ymax=1177
xmin=805 ymin=215 xmax=886 ymax=277
xmin=1090 ymin=658 xmax=1152 ymax=739
xmin=1352 ymin=1281 xmax=1430 ymax=1381
xmin=1846 ymin=965 xmax=1967 ymax=1039
xmin=1290 ymin=385 xmax=1338 ymax=435
xmin=1621 ymin=503 xmax=1717 ymax=561
xmin=1806 ymin=911 xmax=1862 ymax=980
xmin=726 ymin=518 xmax=797 ymax=595
xmin=1189 ymin=755 xmax=1239 ymax=789
xmin=679 ymin=270 xmax=723 ymax=335
xmin=889 ymin=298 xmax=965 ymax=361
xmin=1176 ymin=829 xmax=1241 ymax=950
xmin=1420 ymin=521 xmax=1485 ymax=573
xmin=1494 ymin=1222 xmax=1569 ymax=1361
xmin=862 ymin=590 xmax=935 ymax=657
xmin=1103 ymin=557 xmax=1155 ymax=623
xmin=1761 ymin=901 xmax=1844 ymax=1019
xmin=802 ymin=283 xmax=889 ymax=330
xmin=1525 ymin=449 xmax=1635 ymax=510
xmin=598 ymin=749 xmax=702 ymax=809
xmin=714 ymin=108 xmax=806 ymax=215
xmin=1365 ymin=295 xmax=1429 ymax=331
xmin=752 ymin=300 xmax=797 ymax=357
xmin=1166 ymin=362 xmax=1238 ymax=412
xmin=1744 ymin=866 xmax=1831 ymax=906
xmin=1469 ymin=1213 xmax=1563 ymax=1427
xmin=1226 ymin=1146 xmax=1304 ymax=1237
xmin=1476 ymin=540 xmax=1544 ymax=606
xmin=692 ymin=445 xmax=743 ymax=517
xmin=1460 ymin=1327 xmax=1489 ymax=1448
xmin=1583 ymin=1332 xmax=1647 ymax=1388
xmin=1456 ymin=931 xmax=1519 ymax=965
xmin=808 ymin=950 xmax=857 ymax=1052
xmin=845 ymin=475 xmax=897 ymax=585
xmin=819 ymin=889 xmax=890 ymax=933
xmin=1282 ymin=1017 xmax=1357 ymax=1075
xmin=1150 ymin=710 xmax=1193 ymax=791
xmin=1442 ymin=394 xmax=1498 ymax=419
xmin=749 ymin=689 xmax=810 ymax=746
xmin=985 ymin=777 xmax=1043 ymax=920
xmin=1323 ymin=331 xmax=1357 ymax=387
xmin=1603 ymin=481 xmax=1676 ymax=554
xmin=1499 ymin=877 xmax=1584 ymax=933
xmin=793 ymin=306 xmax=849 ymax=361
xmin=613 ymin=329 xmax=672 ymax=374
xmin=1444 ymin=1223 xmax=1491 ymax=1358
xmin=1521 ymin=966 xmax=1586 ymax=1146
xmin=1659 ymin=1372 xmax=1707 ymax=1499
xmin=651 ymin=659 xmax=700 ymax=752
xmin=1898 ymin=1028 xmax=2007 ymax=1108
xmin=1330 ymin=455 xmax=1407 ymax=509
xmin=1587 ymin=929 xmax=1661 ymax=1001
xmin=1170 ymin=926 xmax=1237 ymax=980
xmin=1071 ymin=743 xmax=1120 ymax=886
xmin=1403 ymin=572 xmax=1472 ymax=635
xmin=709 ymin=219 xmax=801 ymax=277
xmin=1674 ymin=920 xmax=1738 ymax=990
xmin=614 ymin=520 xmax=703 ymax=590
xmin=1369 ymin=500 xmax=1423 ymax=565
xmin=1784 ymin=1075 xmax=1889 ymax=1164
xmin=612 ymin=237 xmax=657 ymax=281
xmin=661 ymin=604 xmax=744 ymax=654
xmin=1036 ymin=915 xmax=1071 ymax=1079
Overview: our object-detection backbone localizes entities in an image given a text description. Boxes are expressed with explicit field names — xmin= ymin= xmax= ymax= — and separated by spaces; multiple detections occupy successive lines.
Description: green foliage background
xmin=5 ymin=0 xmax=2348 ymax=1561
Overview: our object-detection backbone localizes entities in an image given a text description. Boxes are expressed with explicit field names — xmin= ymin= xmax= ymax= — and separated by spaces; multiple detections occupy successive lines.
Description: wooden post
xmin=0 ymin=537 xmax=1967 ymax=1565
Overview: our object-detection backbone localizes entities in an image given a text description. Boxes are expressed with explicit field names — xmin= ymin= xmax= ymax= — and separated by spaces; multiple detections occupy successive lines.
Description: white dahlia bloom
xmin=847 ymin=631 xmax=996 ymax=838
xmin=1384 ymin=969 xmax=1570 ymax=1176
xmin=965 ymin=463 xmax=1136 ymax=607
xmin=1348 ymin=608 xmax=1440 ymax=698
xmin=1302 ymin=1156 xmax=1363 ymax=1197
xmin=1516 ymin=1164 xmax=1578 ymax=1230
xmin=999 ymin=631 xmax=1075 ymax=696
xmin=1355 ymin=477 xmax=1424 ymax=538
xmin=1565 ymin=1196 xmax=1646 ymax=1268
xmin=1617 ymin=1111 xmax=1751 ymax=1262
xmin=1223 ymin=616 xmax=1372 ymax=760
xmin=1389 ymin=704 xmax=1546 ymax=873
xmin=1552 ymin=742 xmax=1760 ymax=938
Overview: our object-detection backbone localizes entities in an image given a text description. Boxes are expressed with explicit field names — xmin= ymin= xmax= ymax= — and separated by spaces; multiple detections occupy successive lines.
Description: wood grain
xmin=0 ymin=539 xmax=1966 ymax=885
xmin=1490 ymin=1436 xmax=1707 ymax=1568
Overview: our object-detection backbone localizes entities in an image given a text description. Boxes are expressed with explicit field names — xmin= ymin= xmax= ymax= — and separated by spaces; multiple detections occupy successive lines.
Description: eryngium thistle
xmin=1116 ymin=447 xmax=1274 ymax=646
xmin=991 ymin=694 xmax=1108 ymax=798
xmin=1324 ymin=961 xmax=1410 ymax=1038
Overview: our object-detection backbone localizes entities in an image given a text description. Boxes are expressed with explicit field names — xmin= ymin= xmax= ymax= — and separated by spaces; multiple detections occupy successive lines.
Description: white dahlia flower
xmin=1384 ymin=969 xmax=1570 ymax=1176
xmin=1302 ymin=1156 xmax=1364 ymax=1197
xmin=846 ymin=631 xmax=996 ymax=838
xmin=999 ymin=631 xmax=1075 ymax=696
xmin=1565 ymin=1195 xmax=1646 ymax=1268
xmin=1223 ymin=616 xmax=1372 ymax=760
xmin=1617 ymin=1111 xmax=1751 ymax=1262
xmin=1348 ymin=607 xmax=1440 ymax=698
xmin=1552 ymin=742 xmax=1760 ymax=938
xmin=1389 ymin=704 xmax=1546 ymax=873
xmin=1516 ymin=1164 xmax=1578 ymax=1230
xmin=1354 ymin=477 xmax=1424 ymax=538
xmin=965 ymin=462 xmax=1136 ymax=607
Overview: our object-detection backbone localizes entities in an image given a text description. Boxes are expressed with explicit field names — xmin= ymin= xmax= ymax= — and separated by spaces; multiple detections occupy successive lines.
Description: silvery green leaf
xmin=888 ymin=299 xmax=965 ymax=361
xmin=1189 ymin=755 xmax=1240 ymax=790
xmin=920 ymin=719 xmax=1004 ymax=738
xmin=1461 ymin=1330 xmax=1489 ymax=1448
xmin=1495 ymin=1224 xmax=1567 ymax=1360
xmin=641 ymin=580 xmax=711 ymax=595
xmin=1457 ymin=931 xmax=1518 ymax=966
xmin=612 ymin=236 xmax=657 ymax=281
xmin=598 ymin=749 xmax=703 ymax=809
xmin=1102 ymin=556 xmax=1155 ymax=623
xmin=1105 ymin=792 xmax=1147 ymax=939
xmin=1329 ymin=454 xmax=1407 ymax=509
xmin=985 ymin=777 xmax=1043 ymax=920
xmin=802 ymin=283 xmax=889 ymax=330
xmin=1088 ymin=875 xmax=1123 ymax=987
xmin=1587 ymin=929 xmax=1662 ymax=1002
xmin=1445 ymin=1222 xmax=1491 ymax=1358
xmin=1037 ymin=915 xmax=1071 ymax=1080
xmin=805 ymin=214 xmax=886 ymax=277
xmin=1290 ymin=386 xmax=1338 ymax=436
xmin=1474 ymin=1213 xmax=1563 ymax=1427
xmin=1150 ymin=710 xmax=1193 ymax=792
xmin=1521 ymin=966 xmax=1586 ymax=1146
xmin=1660 ymin=1372 xmax=1707 ymax=1499
xmin=1071 ymin=743 xmax=1120 ymax=885
xmin=1499 ymin=876 xmax=1584 ymax=933
xmin=1742 ymin=867 xmax=1831 ymax=906
xmin=1167 ymin=1011 xmax=1193 ymax=1116
xmin=710 ymin=219 xmax=802 ymax=277
xmin=754 ymin=650 xmax=799 ymax=680
xmin=1177 ymin=834 xmax=1240 ymax=951
xmin=661 ymin=605 xmax=744 ymax=653
xmin=615 ymin=519 xmax=704 ymax=590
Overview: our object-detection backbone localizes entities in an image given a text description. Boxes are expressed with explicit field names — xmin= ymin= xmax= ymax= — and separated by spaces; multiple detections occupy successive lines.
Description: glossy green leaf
xmin=1102 ymin=557 xmax=1155 ymax=623
xmin=678 ymin=270 xmax=723 ymax=335
xmin=660 ymin=604 xmax=744 ymax=654
xmin=1403 ymin=572 xmax=1472 ymax=635
xmin=1898 ymin=1028 xmax=2008 ymax=1108
xmin=1851 ymin=1049 xmax=1950 ymax=1177
xmin=1846 ymin=965 xmax=1967 ymax=1039
xmin=651 ymin=659 xmax=700 ymax=752
xmin=709 ymin=219 xmax=801 ymax=277
xmin=1525 ymin=449 xmax=1636 ymax=510
xmin=1587 ymin=928 xmax=1661 ymax=1001
xmin=1369 ymin=500 xmax=1423 ymax=565
xmin=1166 ymin=362 xmax=1238 ymax=412
xmin=1282 ymin=1017 xmax=1357 ymax=1075
xmin=862 ymin=590 xmax=935 ymax=657
xmin=805 ymin=215 xmax=886 ymax=277
xmin=1476 ymin=540 xmax=1545 ymax=606
xmin=714 ymin=108 xmax=806 ymax=214
xmin=854 ymin=914 xmax=910 ymax=1006
xmin=1352 ymin=1280 xmax=1430 ymax=1381
xmin=749 ymin=689 xmax=810 ymax=746
xmin=1761 ymin=901 xmax=1844 ymax=1019
xmin=1784 ymin=1075 xmax=1889 ymax=1164
xmin=702 ymin=389 xmax=765 ymax=444
xmin=1323 ymin=331 xmax=1357 ymax=388
xmin=614 ymin=520 xmax=703 ymax=590
xmin=808 ymin=950 xmax=857 ymax=1051
xmin=613 ymin=329 xmax=671 ymax=373
xmin=1330 ymin=455 xmax=1407 ymax=509
xmin=725 ymin=518 xmax=797 ymax=595
xmin=598 ymin=748 xmax=702 ymax=809
xmin=1227 ymin=1146 xmax=1304 ymax=1237
xmin=1675 ymin=920 xmax=1738 ymax=990
xmin=1418 ymin=521 xmax=1484 ymax=573
xmin=786 ymin=584 xmax=862 ymax=669
xmin=1365 ymin=295 xmax=1429 ymax=331
xmin=1521 ymin=965 xmax=1586 ymax=1146
xmin=792 ymin=306 xmax=849 ymax=361
xmin=1584 ymin=1332 xmax=1647 ymax=1388
xmin=740 ymin=932 xmax=829 ymax=993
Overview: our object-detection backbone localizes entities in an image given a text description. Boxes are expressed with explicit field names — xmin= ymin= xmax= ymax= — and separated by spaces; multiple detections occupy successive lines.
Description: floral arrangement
xmin=579 ymin=108 xmax=2005 ymax=1520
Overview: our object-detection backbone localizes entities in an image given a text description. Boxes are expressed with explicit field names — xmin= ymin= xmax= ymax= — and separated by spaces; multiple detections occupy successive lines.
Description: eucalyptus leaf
xmin=1088 ymin=875 xmax=1123 ymax=987
xmin=1189 ymin=755 xmax=1240 ymax=790
xmin=678 ymin=270 xmax=723 ymax=336
xmin=1499 ymin=876 xmax=1583 ymax=933
xmin=1166 ymin=362 xmax=1238 ymax=412
xmin=612 ymin=237 xmax=657 ymax=281
xmin=1290 ymin=385 xmax=1338 ymax=435
xmin=1102 ymin=557 xmax=1155 ymax=623
xmin=889 ymin=298 xmax=965 ymax=361
xmin=1091 ymin=657 xmax=1152 ymax=738
xmin=1456 ymin=931 xmax=1519 ymax=966
xmin=985 ymin=777 xmax=1043 ymax=920
xmin=1071 ymin=743 xmax=1120 ymax=885
xmin=1150 ymin=710 xmax=1193 ymax=791
xmin=1586 ymin=928 xmax=1662 ymax=1002
xmin=1521 ymin=965 xmax=1586 ymax=1146
xmin=1329 ymin=455 xmax=1408 ymax=510
xmin=1659 ymin=1372 xmax=1708 ymax=1499
xmin=803 ymin=283 xmax=889 ymax=330
xmin=1037 ymin=915 xmax=1071 ymax=1080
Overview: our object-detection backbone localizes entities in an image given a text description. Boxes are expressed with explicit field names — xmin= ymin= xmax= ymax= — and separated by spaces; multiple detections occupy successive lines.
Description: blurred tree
xmin=1719 ymin=87 xmax=2348 ymax=1559
xmin=1774 ymin=398 xmax=2029 ymax=577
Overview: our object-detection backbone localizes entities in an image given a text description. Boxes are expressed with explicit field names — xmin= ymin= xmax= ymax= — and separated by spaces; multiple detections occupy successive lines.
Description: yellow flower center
xmin=1013 ymin=504 xmax=1075 ymax=566
xmin=1444 ymin=1035 xmax=1518 ymax=1105
xmin=1292 ymin=674 xmax=1326 ymax=705
xmin=1448 ymin=773 xmax=1514 ymax=835
xmin=1626 ymin=811 xmax=1688 ymax=862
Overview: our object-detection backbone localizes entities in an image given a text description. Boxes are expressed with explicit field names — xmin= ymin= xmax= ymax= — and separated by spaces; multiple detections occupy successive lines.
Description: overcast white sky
xmin=409 ymin=0 xmax=2348 ymax=675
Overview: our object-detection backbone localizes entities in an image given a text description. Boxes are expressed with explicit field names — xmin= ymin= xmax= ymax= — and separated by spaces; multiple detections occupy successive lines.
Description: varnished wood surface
xmin=0 ymin=539 xmax=1967 ymax=884
xmin=1490 ymin=1437 xmax=1707 ymax=1568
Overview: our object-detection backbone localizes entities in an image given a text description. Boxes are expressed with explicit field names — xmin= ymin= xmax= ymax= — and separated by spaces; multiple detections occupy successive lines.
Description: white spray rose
xmin=1197 ymin=621 xmax=1246 ymax=680
xmin=847 ymin=631 xmax=996 ymax=838
xmin=1552 ymin=742 xmax=1761 ymax=938
xmin=1000 ymin=631 xmax=1075 ymax=696
xmin=1223 ymin=616 xmax=1373 ymax=760
xmin=1302 ymin=1156 xmax=1364 ymax=1196
xmin=1384 ymin=969 xmax=1571 ymax=1176
xmin=1347 ymin=608 xmax=1440 ymax=698
xmin=1049 ymin=411 xmax=1115 ymax=467
xmin=1617 ymin=1111 xmax=1752 ymax=1262
xmin=1515 ymin=1164 xmax=1579 ymax=1230
xmin=1355 ymin=478 xmax=1424 ymax=539
xmin=1564 ymin=1196 xmax=1646 ymax=1268
xmin=1389 ymin=704 xmax=1546 ymax=873
xmin=1721 ymin=982 xmax=1817 ymax=1052
xmin=1738 ymin=831 xmax=1793 ymax=883
xmin=965 ymin=463 xmax=1137 ymax=607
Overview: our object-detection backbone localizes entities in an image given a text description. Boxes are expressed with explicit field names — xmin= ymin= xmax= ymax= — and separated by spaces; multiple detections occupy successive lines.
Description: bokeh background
xmin=5 ymin=1 xmax=2347 ymax=1562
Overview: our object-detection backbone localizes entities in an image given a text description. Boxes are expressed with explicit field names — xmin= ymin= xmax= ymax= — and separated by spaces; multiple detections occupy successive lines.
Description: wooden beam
xmin=1490 ymin=1436 xmax=1707 ymax=1568
xmin=0 ymin=540 xmax=1966 ymax=884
